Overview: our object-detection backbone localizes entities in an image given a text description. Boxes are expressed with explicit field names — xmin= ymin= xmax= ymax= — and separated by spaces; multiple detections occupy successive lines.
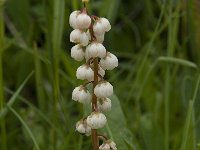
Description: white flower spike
xmin=72 ymin=85 xmax=91 ymax=103
xmin=100 ymin=52 xmax=118 ymax=70
xmin=94 ymin=81 xmax=113 ymax=98
xmin=71 ymin=45 xmax=85 ymax=61
xmin=86 ymin=112 xmax=107 ymax=129
xmin=76 ymin=119 xmax=91 ymax=136
xmin=76 ymin=13 xmax=91 ymax=29
xmin=69 ymin=0 xmax=118 ymax=148
xmin=70 ymin=29 xmax=89 ymax=46
xmin=86 ymin=42 xmax=106 ymax=58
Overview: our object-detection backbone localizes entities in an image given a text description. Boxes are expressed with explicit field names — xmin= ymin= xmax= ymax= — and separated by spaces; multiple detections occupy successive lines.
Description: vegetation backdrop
xmin=0 ymin=0 xmax=200 ymax=150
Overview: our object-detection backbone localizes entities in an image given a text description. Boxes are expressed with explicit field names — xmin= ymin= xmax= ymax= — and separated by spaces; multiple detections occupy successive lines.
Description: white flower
xmin=94 ymin=81 xmax=113 ymax=98
xmin=109 ymin=141 xmax=117 ymax=150
xmin=76 ymin=64 xmax=94 ymax=81
xmin=70 ymin=29 xmax=89 ymax=46
xmin=76 ymin=119 xmax=91 ymax=136
xmin=72 ymin=85 xmax=91 ymax=103
xmin=86 ymin=112 xmax=107 ymax=129
xmin=86 ymin=42 xmax=106 ymax=58
xmin=100 ymin=52 xmax=118 ymax=70
xmin=86 ymin=30 xmax=104 ymax=43
xmin=76 ymin=13 xmax=91 ymax=29
xmin=98 ymin=65 xmax=105 ymax=78
xmin=71 ymin=45 xmax=85 ymax=61
xmin=99 ymin=143 xmax=110 ymax=150
xmin=96 ymin=34 xmax=105 ymax=43
xmin=97 ymin=98 xmax=111 ymax=112
xmin=99 ymin=140 xmax=117 ymax=150
xmin=93 ymin=17 xmax=111 ymax=35
xmin=69 ymin=11 xmax=79 ymax=29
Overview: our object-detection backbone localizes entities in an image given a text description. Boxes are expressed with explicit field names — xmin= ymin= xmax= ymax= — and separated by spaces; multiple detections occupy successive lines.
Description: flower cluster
xmin=69 ymin=1 xmax=118 ymax=149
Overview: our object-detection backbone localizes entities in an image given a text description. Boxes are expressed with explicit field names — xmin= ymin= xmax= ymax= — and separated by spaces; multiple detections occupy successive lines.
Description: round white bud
xmin=86 ymin=42 xmax=106 ymax=58
xmin=86 ymin=112 xmax=107 ymax=129
xmin=72 ymin=85 xmax=91 ymax=103
xmin=76 ymin=64 xmax=94 ymax=81
xmin=76 ymin=13 xmax=91 ymax=29
xmin=99 ymin=143 xmax=110 ymax=150
xmin=94 ymin=81 xmax=113 ymax=98
xmin=93 ymin=17 xmax=111 ymax=35
xmin=71 ymin=45 xmax=85 ymax=61
xmin=109 ymin=141 xmax=117 ymax=150
xmin=86 ymin=30 xmax=104 ymax=43
xmin=99 ymin=140 xmax=117 ymax=150
xmin=100 ymin=52 xmax=118 ymax=70
xmin=97 ymin=98 xmax=111 ymax=112
xmin=70 ymin=29 xmax=89 ymax=46
xmin=101 ymin=18 xmax=111 ymax=32
xmin=76 ymin=119 xmax=91 ymax=136
xmin=69 ymin=11 xmax=79 ymax=29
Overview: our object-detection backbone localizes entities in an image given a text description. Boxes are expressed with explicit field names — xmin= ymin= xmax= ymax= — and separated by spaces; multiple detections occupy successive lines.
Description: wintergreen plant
xmin=69 ymin=0 xmax=118 ymax=149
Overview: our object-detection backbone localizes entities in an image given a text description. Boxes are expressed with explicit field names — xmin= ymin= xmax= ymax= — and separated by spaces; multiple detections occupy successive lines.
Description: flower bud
xmin=82 ymin=0 xmax=89 ymax=2
xmin=70 ymin=29 xmax=89 ymax=46
xmin=72 ymin=85 xmax=91 ymax=103
xmin=76 ymin=64 xmax=94 ymax=81
xmin=69 ymin=11 xmax=80 ymax=29
xmin=93 ymin=17 xmax=111 ymax=35
xmin=99 ymin=140 xmax=117 ymax=150
xmin=86 ymin=42 xmax=106 ymax=58
xmin=76 ymin=13 xmax=91 ymax=29
xmin=86 ymin=30 xmax=104 ymax=43
xmin=71 ymin=45 xmax=85 ymax=61
xmin=100 ymin=52 xmax=118 ymax=70
xmin=94 ymin=81 xmax=113 ymax=98
xmin=86 ymin=112 xmax=107 ymax=129
xmin=99 ymin=143 xmax=110 ymax=150
xmin=76 ymin=119 xmax=91 ymax=136
xmin=97 ymin=98 xmax=111 ymax=112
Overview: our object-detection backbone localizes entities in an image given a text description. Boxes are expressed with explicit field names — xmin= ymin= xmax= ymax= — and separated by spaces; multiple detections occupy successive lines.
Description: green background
xmin=0 ymin=0 xmax=200 ymax=149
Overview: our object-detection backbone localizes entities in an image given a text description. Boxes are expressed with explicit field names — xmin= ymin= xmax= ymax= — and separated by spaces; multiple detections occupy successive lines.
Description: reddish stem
xmin=91 ymin=57 xmax=99 ymax=150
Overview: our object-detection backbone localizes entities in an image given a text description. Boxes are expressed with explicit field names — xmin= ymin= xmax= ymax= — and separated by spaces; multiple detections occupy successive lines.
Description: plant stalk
xmin=91 ymin=57 xmax=99 ymax=150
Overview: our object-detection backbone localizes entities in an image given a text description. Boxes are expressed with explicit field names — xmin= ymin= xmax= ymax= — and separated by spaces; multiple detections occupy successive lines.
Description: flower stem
xmin=91 ymin=57 xmax=99 ymax=150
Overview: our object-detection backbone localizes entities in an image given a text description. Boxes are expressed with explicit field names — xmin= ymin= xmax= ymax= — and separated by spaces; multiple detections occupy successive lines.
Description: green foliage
xmin=0 ymin=0 xmax=200 ymax=150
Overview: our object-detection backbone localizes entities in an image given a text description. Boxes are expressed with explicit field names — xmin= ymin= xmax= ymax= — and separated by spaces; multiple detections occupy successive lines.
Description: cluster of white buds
xmin=69 ymin=1 xmax=118 ymax=149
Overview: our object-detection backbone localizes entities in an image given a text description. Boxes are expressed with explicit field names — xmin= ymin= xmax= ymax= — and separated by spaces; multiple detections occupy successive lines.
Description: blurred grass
xmin=0 ymin=0 xmax=200 ymax=150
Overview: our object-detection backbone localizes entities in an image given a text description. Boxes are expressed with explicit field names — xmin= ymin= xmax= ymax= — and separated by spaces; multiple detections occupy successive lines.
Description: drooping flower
xmin=72 ymin=85 xmax=91 ymax=103
xmin=76 ymin=119 xmax=91 ymax=136
xmin=93 ymin=17 xmax=111 ymax=35
xmin=71 ymin=44 xmax=85 ymax=61
xmin=97 ymin=98 xmax=111 ymax=112
xmin=70 ymin=29 xmax=89 ymax=46
xmin=100 ymin=52 xmax=118 ymax=70
xmin=76 ymin=13 xmax=91 ymax=29
xmin=94 ymin=81 xmax=113 ymax=98
xmin=86 ymin=112 xmax=107 ymax=129
xmin=86 ymin=42 xmax=106 ymax=58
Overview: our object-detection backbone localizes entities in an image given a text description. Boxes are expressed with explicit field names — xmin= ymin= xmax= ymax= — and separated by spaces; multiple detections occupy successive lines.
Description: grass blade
xmin=0 ymin=71 xmax=34 ymax=119
xmin=8 ymin=106 xmax=40 ymax=150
